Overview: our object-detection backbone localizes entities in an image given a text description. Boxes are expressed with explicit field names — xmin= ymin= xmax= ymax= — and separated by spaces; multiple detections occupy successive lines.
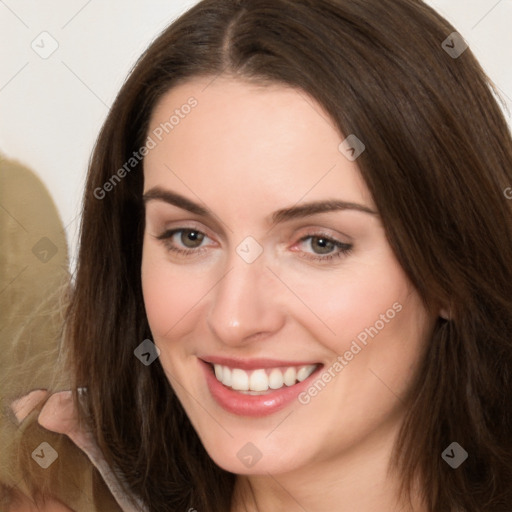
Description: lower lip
xmin=200 ymin=360 xmax=322 ymax=417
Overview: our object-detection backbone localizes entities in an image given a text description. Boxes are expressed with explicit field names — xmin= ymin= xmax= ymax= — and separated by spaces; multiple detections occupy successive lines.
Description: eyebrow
xmin=142 ymin=186 xmax=378 ymax=225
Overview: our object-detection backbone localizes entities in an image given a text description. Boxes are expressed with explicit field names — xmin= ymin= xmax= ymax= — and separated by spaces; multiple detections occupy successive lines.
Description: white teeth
xmin=249 ymin=369 xmax=269 ymax=392
xmin=221 ymin=367 xmax=232 ymax=387
xmin=211 ymin=363 xmax=317 ymax=392
xmin=283 ymin=367 xmax=296 ymax=386
xmin=268 ymin=368 xmax=284 ymax=389
xmin=297 ymin=365 xmax=316 ymax=382
xmin=231 ymin=368 xmax=249 ymax=391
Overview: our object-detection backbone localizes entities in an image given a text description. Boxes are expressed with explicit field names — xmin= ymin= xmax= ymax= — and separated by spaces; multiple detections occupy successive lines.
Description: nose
xmin=206 ymin=254 xmax=285 ymax=346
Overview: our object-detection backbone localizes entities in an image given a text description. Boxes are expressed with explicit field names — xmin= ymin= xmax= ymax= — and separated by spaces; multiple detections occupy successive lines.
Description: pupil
xmin=314 ymin=237 xmax=333 ymax=254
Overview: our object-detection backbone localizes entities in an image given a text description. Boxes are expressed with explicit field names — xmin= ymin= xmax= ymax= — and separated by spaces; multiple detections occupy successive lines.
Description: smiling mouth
xmin=207 ymin=363 xmax=320 ymax=395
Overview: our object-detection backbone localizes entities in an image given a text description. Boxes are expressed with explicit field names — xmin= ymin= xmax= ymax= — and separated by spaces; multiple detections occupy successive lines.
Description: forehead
xmin=143 ymin=77 xmax=374 ymax=213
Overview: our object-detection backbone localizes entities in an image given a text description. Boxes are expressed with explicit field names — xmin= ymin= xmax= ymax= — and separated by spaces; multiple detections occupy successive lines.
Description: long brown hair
xmin=66 ymin=0 xmax=512 ymax=510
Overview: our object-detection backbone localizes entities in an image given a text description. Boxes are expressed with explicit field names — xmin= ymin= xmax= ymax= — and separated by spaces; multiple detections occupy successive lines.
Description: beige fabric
xmin=10 ymin=390 xmax=144 ymax=512
xmin=0 ymin=155 xmax=123 ymax=511
xmin=5 ymin=394 xmax=123 ymax=511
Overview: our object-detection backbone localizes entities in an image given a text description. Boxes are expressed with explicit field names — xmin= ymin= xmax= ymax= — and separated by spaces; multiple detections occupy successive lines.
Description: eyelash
xmin=155 ymin=228 xmax=353 ymax=263
xmin=156 ymin=229 xmax=209 ymax=257
xmin=295 ymin=234 xmax=353 ymax=262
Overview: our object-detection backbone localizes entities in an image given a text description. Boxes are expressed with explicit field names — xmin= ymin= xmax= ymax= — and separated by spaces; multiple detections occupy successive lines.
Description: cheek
xmin=284 ymin=255 xmax=410 ymax=354
xmin=141 ymin=242 xmax=208 ymax=340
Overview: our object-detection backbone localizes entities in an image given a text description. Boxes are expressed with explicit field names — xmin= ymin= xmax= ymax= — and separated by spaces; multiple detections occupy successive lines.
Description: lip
xmin=201 ymin=355 xmax=319 ymax=370
xmin=199 ymin=358 xmax=323 ymax=417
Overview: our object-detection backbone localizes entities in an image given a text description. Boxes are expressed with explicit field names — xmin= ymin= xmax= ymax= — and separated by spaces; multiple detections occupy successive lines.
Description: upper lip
xmin=200 ymin=356 xmax=320 ymax=370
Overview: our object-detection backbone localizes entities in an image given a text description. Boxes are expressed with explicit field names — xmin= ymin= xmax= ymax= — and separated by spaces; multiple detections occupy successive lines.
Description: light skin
xmin=141 ymin=76 xmax=438 ymax=511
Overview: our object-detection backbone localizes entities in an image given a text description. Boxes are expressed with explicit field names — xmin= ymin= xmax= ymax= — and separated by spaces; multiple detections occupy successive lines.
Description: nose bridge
xmin=207 ymin=248 xmax=283 ymax=344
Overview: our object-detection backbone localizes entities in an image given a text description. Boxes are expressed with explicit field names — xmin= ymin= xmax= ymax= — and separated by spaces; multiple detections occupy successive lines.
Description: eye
xmin=156 ymin=228 xmax=212 ymax=256
xmin=296 ymin=234 xmax=353 ymax=262
xmin=176 ymin=229 xmax=205 ymax=248
xmin=306 ymin=236 xmax=337 ymax=254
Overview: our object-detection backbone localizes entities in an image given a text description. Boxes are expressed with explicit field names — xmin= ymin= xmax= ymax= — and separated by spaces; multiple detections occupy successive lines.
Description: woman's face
xmin=141 ymin=77 xmax=437 ymax=475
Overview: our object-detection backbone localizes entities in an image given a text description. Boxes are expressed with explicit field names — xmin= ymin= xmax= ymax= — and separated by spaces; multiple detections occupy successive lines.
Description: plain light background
xmin=1 ymin=0 xmax=511 ymax=269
